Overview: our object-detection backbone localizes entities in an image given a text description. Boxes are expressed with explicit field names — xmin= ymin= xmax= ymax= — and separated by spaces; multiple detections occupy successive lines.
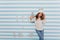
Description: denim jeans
xmin=36 ymin=29 xmax=44 ymax=40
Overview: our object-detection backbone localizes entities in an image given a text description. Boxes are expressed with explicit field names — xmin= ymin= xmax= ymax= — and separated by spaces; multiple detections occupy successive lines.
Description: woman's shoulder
xmin=42 ymin=19 xmax=46 ymax=23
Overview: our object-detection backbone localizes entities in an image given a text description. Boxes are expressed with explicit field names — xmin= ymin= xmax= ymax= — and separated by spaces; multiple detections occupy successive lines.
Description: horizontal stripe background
xmin=0 ymin=0 xmax=60 ymax=40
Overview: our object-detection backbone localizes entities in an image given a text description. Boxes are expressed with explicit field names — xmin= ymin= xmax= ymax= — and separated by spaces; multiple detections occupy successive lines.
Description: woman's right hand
xmin=30 ymin=16 xmax=35 ymax=20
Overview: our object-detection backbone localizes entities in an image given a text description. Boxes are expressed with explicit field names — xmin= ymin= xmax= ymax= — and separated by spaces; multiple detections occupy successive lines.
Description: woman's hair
xmin=35 ymin=12 xmax=45 ymax=20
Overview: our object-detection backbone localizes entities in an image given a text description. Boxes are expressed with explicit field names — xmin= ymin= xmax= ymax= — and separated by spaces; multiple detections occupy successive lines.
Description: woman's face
xmin=38 ymin=13 xmax=42 ymax=17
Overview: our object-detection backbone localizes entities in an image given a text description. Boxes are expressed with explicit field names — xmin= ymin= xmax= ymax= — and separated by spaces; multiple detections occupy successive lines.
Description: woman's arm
xmin=42 ymin=19 xmax=46 ymax=24
xmin=30 ymin=16 xmax=35 ymax=20
xmin=29 ymin=16 xmax=35 ymax=23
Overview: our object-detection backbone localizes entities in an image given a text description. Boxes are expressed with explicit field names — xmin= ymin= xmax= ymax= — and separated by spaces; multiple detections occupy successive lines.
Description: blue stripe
xmin=0 ymin=28 xmax=59 ymax=30
xmin=0 ymin=38 xmax=59 ymax=40
xmin=0 ymin=18 xmax=60 ymax=20
xmin=0 ymin=6 xmax=60 ymax=8
xmin=1 ymin=1 xmax=60 ymax=4
xmin=0 ymin=3 xmax=60 ymax=4
xmin=0 ymin=10 xmax=59 ymax=12
xmin=0 ymin=38 xmax=39 ymax=40
xmin=2 ymin=18 xmax=60 ymax=19
xmin=0 ymin=14 xmax=60 ymax=16
xmin=0 ymin=24 xmax=59 ymax=26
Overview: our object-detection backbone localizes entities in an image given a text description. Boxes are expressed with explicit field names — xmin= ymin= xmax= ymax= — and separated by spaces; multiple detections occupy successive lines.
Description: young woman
xmin=30 ymin=12 xmax=46 ymax=40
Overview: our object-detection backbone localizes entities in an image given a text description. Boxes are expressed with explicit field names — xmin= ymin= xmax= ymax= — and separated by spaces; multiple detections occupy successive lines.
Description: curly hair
xmin=35 ymin=12 xmax=45 ymax=20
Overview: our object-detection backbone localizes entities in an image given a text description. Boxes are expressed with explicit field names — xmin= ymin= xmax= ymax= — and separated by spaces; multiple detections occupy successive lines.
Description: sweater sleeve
xmin=42 ymin=19 xmax=46 ymax=24
xmin=30 ymin=17 xmax=36 ymax=23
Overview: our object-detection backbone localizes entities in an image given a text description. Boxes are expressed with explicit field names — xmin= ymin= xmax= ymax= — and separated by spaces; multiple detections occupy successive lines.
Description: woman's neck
xmin=37 ymin=18 xmax=41 ymax=20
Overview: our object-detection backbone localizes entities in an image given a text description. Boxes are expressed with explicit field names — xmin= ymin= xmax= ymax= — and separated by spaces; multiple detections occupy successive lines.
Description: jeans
xmin=36 ymin=29 xmax=44 ymax=40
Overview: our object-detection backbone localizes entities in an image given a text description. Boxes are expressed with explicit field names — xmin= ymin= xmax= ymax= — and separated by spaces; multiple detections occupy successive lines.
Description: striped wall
xmin=0 ymin=0 xmax=60 ymax=40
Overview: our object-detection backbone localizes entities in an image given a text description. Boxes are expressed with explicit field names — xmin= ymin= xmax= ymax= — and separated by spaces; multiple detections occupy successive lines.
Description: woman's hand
xmin=30 ymin=16 xmax=35 ymax=20
xmin=29 ymin=16 xmax=35 ymax=23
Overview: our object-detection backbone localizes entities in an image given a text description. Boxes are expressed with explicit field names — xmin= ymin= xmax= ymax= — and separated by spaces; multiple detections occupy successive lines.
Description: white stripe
xmin=0 ymin=1 xmax=60 ymax=3
xmin=0 ymin=12 xmax=60 ymax=14
xmin=0 ymin=12 xmax=31 ymax=14
xmin=0 ymin=36 xmax=59 ymax=38
xmin=0 ymin=20 xmax=60 ymax=22
xmin=0 ymin=8 xmax=60 ymax=10
xmin=0 ymin=30 xmax=59 ymax=32
xmin=0 ymin=4 xmax=60 ymax=7
xmin=0 ymin=26 xmax=59 ymax=28
xmin=0 ymin=16 xmax=60 ymax=19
